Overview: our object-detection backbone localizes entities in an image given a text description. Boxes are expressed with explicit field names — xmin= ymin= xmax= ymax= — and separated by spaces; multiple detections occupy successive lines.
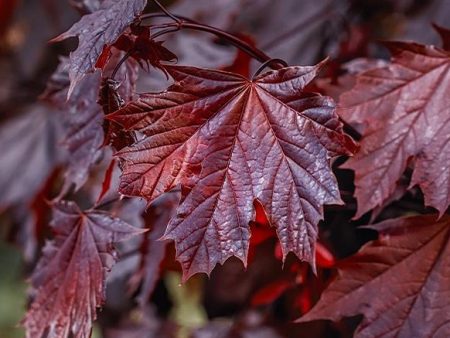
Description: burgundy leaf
xmin=300 ymin=214 xmax=450 ymax=338
xmin=104 ymin=28 xmax=177 ymax=73
xmin=22 ymin=200 xmax=145 ymax=338
xmin=109 ymin=64 xmax=357 ymax=280
xmin=53 ymin=0 xmax=146 ymax=96
xmin=339 ymin=41 xmax=450 ymax=218
xmin=63 ymin=75 xmax=105 ymax=191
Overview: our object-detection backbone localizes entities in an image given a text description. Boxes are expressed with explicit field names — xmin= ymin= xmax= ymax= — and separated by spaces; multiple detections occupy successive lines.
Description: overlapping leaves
xmin=109 ymin=64 xmax=356 ymax=279
xmin=54 ymin=0 xmax=147 ymax=95
xmin=42 ymin=52 xmax=138 ymax=191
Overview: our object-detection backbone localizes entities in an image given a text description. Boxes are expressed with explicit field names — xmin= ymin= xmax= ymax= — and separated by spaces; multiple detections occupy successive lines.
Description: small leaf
xmin=53 ymin=0 xmax=147 ymax=96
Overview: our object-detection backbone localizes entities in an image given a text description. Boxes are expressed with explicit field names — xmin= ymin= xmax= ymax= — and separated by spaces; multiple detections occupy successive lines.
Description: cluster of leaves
xmin=0 ymin=0 xmax=449 ymax=337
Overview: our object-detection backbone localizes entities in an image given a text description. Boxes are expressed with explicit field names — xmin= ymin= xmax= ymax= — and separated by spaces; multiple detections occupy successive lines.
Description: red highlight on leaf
xmin=96 ymin=158 xmax=117 ymax=205
xmin=108 ymin=63 xmax=356 ymax=280
xmin=251 ymin=279 xmax=292 ymax=306
xmin=315 ymin=242 xmax=335 ymax=268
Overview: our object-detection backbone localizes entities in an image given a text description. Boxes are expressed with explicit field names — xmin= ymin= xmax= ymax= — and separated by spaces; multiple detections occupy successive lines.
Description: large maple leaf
xmin=108 ymin=64 xmax=357 ymax=279
xmin=299 ymin=214 xmax=450 ymax=338
xmin=54 ymin=0 xmax=146 ymax=96
xmin=339 ymin=40 xmax=450 ymax=218
xmin=22 ymin=200 xmax=145 ymax=338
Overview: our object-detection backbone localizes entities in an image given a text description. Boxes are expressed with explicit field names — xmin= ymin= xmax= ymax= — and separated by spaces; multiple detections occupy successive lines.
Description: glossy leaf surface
xmin=54 ymin=0 xmax=146 ymax=95
xmin=109 ymin=64 xmax=357 ymax=279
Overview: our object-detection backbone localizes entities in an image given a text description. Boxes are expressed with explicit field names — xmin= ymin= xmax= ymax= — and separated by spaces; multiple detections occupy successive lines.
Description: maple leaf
xmin=108 ymin=64 xmax=357 ymax=280
xmin=53 ymin=0 xmax=147 ymax=96
xmin=339 ymin=40 xmax=450 ymax=218
xmin=61 ymin=72 xmax=105 ymax=191
xmin=299 ymin=214 xmax=450 ymax=338
xmin=22 ymin=200 xmax=145 ymax=338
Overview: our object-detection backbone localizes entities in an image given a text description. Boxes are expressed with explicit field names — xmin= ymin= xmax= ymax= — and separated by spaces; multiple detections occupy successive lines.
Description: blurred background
xmin=0 ymin=0 xmax=448 ymax=337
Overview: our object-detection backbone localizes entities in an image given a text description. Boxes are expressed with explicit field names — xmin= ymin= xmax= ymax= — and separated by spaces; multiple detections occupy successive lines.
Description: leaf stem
xmin=252 ymin=58 xmax=288 ymax=79
xmin=151 ymin=0 xmax=181 ymax=24
xmin=139 ymin=14 xmax=286 ymax=70
xmin=111 ymin=50 xmax=132 ymax=79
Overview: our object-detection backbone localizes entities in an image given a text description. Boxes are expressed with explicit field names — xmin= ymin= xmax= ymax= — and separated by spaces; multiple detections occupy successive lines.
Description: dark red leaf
xmin=300 ymin=214 xmax=450 ymax=337
xmin=339 ymin=41 xmax=450 ymax=218
xmin=116 ymin=28 xmax=177 ymax=72
xmin=61 ymin=71 xmax=105 ymax=191
xmin=22 ymin=200 xmax=145 ymax=338
xmin=109 ymin=64 xmax=356 ymax=280
xmin=53 ymin=0 xmax=146 ymax=96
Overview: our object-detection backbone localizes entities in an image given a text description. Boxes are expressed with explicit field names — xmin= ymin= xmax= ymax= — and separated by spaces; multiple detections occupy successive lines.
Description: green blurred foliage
xmin=0 ymin=242 xmax=26 ymax=338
